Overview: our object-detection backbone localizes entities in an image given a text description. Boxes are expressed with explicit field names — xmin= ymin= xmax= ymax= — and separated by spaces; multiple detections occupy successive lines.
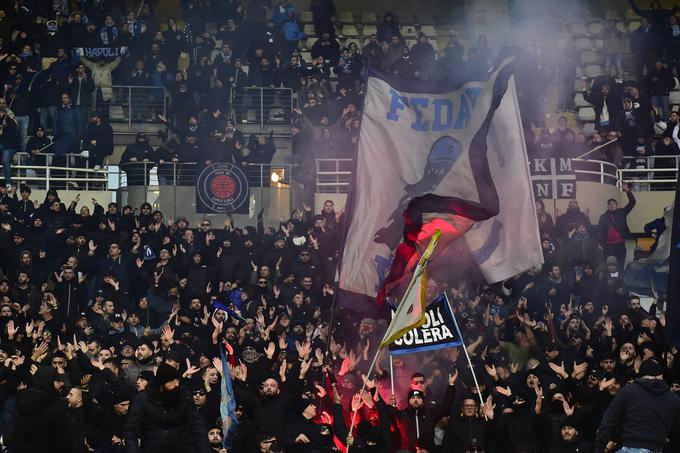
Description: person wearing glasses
xmin=442 ymin=397 xmax=495 ymax=453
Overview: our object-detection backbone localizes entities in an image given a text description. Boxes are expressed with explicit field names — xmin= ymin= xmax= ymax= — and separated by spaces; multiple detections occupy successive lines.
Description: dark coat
xmin=10 ymin=366 xmax=72 ymax=453
xmin=595 ymin=378 xmax=680 ymax=452
xmin=54 ymin=104 xmax=81 ymax=155
xmin=123 ymin=389 xmax=211 ymax=453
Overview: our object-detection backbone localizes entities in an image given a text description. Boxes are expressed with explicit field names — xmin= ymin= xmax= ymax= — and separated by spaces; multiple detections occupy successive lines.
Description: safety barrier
xmin=230 ymin=87 xmax=293 ymax=131
xmin=92 ymin=85 xmax=166 ymax=132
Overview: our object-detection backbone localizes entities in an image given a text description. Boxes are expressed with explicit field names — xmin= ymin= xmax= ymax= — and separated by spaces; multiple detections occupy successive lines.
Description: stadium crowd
xmin=0 ymin=1 xmax=676 ymax=453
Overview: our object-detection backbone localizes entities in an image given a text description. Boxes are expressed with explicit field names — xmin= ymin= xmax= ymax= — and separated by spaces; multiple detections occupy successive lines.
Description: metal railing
xmin=315 ymin=158 xmax=353 ymax=193
xmin=118 ymin=161 xmax=298 ymax=188
xmin=572 ymin=158 xmax=619 ymax=185
xmin=6 ymin=152 xmax=111 ymax=190
xmin=92 ymin=85 xmax=166 ymax=132
xmin=617 ymin=155 xmax=679 ymax=191
xmin=230 ymin=87 xmax=293 ymax=131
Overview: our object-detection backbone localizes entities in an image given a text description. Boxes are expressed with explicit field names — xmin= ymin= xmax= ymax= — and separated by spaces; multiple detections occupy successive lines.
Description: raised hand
xmin=351 ymin=392 xmax=363 ymax=412
xmin=315 ymin=384 xmax=327 ymax=398
xmin=495 ymin=386 xmax=512 ymax=397
xmin=549 ymin=361 xmax=568 ymax=379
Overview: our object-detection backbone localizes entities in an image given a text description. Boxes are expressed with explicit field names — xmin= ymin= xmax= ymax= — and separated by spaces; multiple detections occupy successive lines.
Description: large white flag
xmin=338 ymin=61 xmax=542 ymax=309
xmin=463 ymin=79 xmax=543 ymax=282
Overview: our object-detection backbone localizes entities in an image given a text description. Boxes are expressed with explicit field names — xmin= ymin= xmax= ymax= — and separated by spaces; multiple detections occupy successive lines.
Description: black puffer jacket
xmin=442 ymin=415 xmax=493 ymax=453
xmin=595 ymin=378 xmax=680 ymax=453
xmin=123 ymin=387 xmax=211 ymax=453
xmin=10 ymin=366 xmax=72 ymax=453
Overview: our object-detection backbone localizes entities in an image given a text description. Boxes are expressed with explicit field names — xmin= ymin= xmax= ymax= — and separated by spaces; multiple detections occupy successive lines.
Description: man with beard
xmin=122 ymin=339 xmax=156 ymax=386
xmin=379 ymin=371 xmax=458 ymax=452
xmin=555 ymin=200 xmax=592 ymax=239
xmin=208 ymin=425 xmax=227 ymax=452
xmin=232 ymin=371 xmax=305 ymax=438
xmin=124 ymin=363 xmax=211 ymax=453
xmin=551 ymin=418 xmax=594 ymax=453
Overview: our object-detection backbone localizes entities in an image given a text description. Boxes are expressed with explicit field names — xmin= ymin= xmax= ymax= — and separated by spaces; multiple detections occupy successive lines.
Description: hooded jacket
xmin=595 ymin=378 xmax=680 ymax=452
xmin=124 ymin=385 xmax=211 ymax=453
xmin=10 ymin=366 xmax=72 ymax=453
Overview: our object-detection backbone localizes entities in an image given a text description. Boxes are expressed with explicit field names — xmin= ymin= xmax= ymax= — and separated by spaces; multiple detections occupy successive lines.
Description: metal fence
xmin=93 ymin=86 xmax=166 ymax=132
xmin=315 ymin=159 xmax=354 ymax=193
xmin=117 ymin=161 xmax=298 ymax=188
xmin=618 ymin=154 xmax=679 ymax=191
xmin=230 ymin=87 xmax=293 ymax=131
xmin=9 ymin=152 xmax=110 ymax=190
xmin=572 ymin=158 xmax=619 ymax=185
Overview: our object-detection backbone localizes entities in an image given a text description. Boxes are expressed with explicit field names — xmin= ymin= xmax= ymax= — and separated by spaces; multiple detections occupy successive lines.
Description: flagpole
xmin=444 ymin=292 xmax=487 ymax=420
xmin=389 ymin=353 xmax=395 ymax=399
xmin=346 ymin=344 xmax=382 ymax=453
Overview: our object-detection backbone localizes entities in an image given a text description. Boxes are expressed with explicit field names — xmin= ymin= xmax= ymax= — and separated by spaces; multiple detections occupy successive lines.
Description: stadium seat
xmin=362 ymin=24 xmax=377 ymax=36
xmin=583 ymin=122 xmax=596 ymax=136
xmin=670 ymin=90 xmax=680 ymax=105
xmin=300 ymin=11 xmax=314 ymax=23
xmin=305 ymin=37 xmax=318 ymax=49
xmin=625 ymin=8 xmax=639 ymax=20
xmin=420 ymin=25 xmax=437 ymax=38
xmin=628 ymin=21 xmax=641 ymax=32
xmin=399 ymin=13 xmax=415 ymax=24
xmin=109 ymin=105 xmax=126 ymax=121
xmin=580 ymin=50 xmax=599 ymax=65
xmin=584 ymin=64 xmax=603 ymax=78
xmin=341 ymin=24 xmax=359 ymax=37
xmin=575 ymin=38 xmax=593 ymax=50
xmin=406 ymin=39 xmax=417 ymax=48
xmin=344 ymin=38 xmax=362 ymax=50
xmin=570 ymin=21 xmax=588 ymax=36
xmin=605 ymin=10 xmax=622 ymax=20
xmin=415 ymin=13 xmax=434 ymax=25
xmin=594 ymin=39 xmax=604 ymax=49
xmin=303 ymin=24 xmax=315 ymax=36
xmin=338 ymin=12 xmax=354 ymax=23
xmin=401 ymin=25 xmax=418 ymax=38
xmin=574 ymin=78 xmax=587 ymax=92
xmin=589 ymin=21 xmax=604 ymax=35
xmin=574 ymin=92 xmax=590 ymax=108
xmin=300 ymin=51 xmax=312 ymax=64
xmin=360 ymin=12 xmax=377 ymax=24
xmin=578 ymin=107 xmax=596 ymax=122
xmin=616 ymin=21 xmax=628 ymax=33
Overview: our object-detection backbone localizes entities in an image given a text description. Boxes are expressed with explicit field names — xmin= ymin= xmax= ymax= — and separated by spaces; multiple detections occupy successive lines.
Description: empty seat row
xmin=299 ymin=11 xmax=436 ymax=25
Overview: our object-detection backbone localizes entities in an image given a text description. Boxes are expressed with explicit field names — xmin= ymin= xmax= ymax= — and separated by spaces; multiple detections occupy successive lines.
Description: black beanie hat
xmin=639 ymin=358 xmax=664 ymax=377
xmin=153 ymin=362 xmax=180 ymax=387
xmin=407 ymin=389 xmax=425 ymax=400
xmin=112 ymin=386 xmax=134 ymax=405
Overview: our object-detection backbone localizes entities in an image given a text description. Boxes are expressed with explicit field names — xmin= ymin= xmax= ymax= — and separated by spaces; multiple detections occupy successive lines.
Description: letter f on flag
xmin=380 ymin=230 xmax=441 ymax=347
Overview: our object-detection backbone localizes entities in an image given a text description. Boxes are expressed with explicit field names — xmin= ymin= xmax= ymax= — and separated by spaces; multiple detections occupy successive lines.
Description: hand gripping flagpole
xmin=346 ymin=231 xmax=441 ymax=452
xmin=444 ymin=292 xmax=487 ymax=420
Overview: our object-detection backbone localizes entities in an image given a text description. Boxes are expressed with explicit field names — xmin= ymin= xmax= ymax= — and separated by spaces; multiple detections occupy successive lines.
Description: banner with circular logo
xmin=196 ymin=163 xmax=250 ymax=213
